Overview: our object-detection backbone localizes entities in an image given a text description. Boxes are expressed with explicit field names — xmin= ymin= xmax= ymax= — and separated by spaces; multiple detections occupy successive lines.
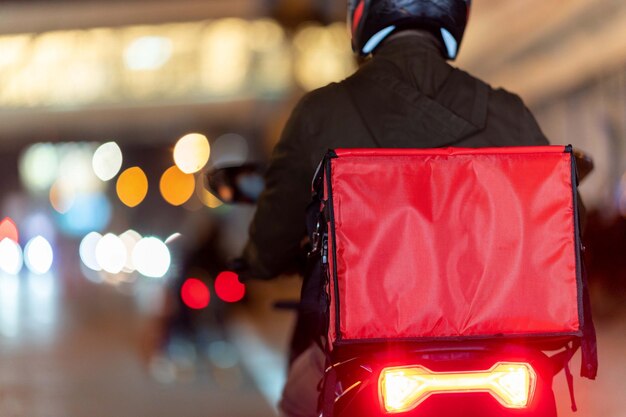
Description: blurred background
xmin=0 ymin=1 xmax=624 ymax=416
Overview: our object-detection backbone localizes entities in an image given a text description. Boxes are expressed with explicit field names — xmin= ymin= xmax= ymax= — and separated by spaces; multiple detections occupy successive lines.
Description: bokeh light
xmin=57 ymin=143 xmax=102 ymax=193
xmin=249 ymin=19 xmax=285 ymax=51
xmin=0 ymin=34 xmax=30 ymax=68
xmin=201 ymin=19 xmax=251 ymax=95
xmin=293 ymin=22 xmax=356 ymax=91
xmin=208 ymin=340 xmax=239 ymax=369
xmin=132 ymin=237 xmax=171 ymax=278
xmin=196 ymin=180 xmax=223 ymax=209
xmin=210 ymin=133 xmax=249 ymax=168
xmin=248 ymin=19 xmax=292 ymax=93
xmin=116 ymin=167 xmax=148 ymax=207
xmin=80 ymin=232 xmax=102 ymax=271
xmin=24 ymin=236 xmax=54 ymax=274
xmin=49 ymin=179 xmax=75 ymax=214
xmin=19 ymin=143 xmax=59 ymax=193
xmin=95 ymin=233 xmax=127 ymax=274
xmin=181 ymin=278 xmax=210 ymax=309
xmin=119 ymin=229 xmax=142 ymax=273
xmin=236 ymin=172 xmax=265 ymax=201
xmin=124 ymin=36 xmax=173 ymax=71
xmin=21 ymin=143 xmax=106 ymax=213
xmin=0 ymin=19 xmax=293 ymax=109
xmin=48 ymin=143 xmax=108 ymax=219
xmin=214 ymin=271 xmax=246 ymax=303
xmin=0 ymin=217 xmax=19 ymax=243
xmin=57 ymin=193 xmax=111 ymax=236
xmin=159 ymin=166 xmax=195 ymax=206
xmin=92 ymin=141 xmax=123 ymax=181
xmin=23 ymin=213 xmax=55 ymax=243
xmin=0 ymin=238 xmax=23 ymax=275
xmin=173 ymin=133 xmax=210 ymax=174
xmin=164 ymin=233 xmax=182 ymax=244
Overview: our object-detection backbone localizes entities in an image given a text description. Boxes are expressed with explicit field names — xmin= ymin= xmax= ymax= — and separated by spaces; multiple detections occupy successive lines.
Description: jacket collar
xmin=374 ymin=31 xmax=444 ymax=60
xmin=372 ymin=32 xmax=452 ymax=99
xmin=345 ymin=32 xmax=489 ymax=146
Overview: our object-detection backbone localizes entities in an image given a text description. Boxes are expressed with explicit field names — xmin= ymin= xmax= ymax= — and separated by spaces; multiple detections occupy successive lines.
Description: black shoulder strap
xmin=571 ymin=150 xmax=598 ymax=380
xmin=579 ymin=259 xmax=598 ymax=379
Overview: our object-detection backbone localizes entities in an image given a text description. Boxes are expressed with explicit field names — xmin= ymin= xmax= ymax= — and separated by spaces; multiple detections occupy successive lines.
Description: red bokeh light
xmin=215 ymin=271 xmax=245 ymax=303
xmin=0 ymin=217 xmax=19 ymax=243
xmin=181 ymin=278 xmax=210 ymax=310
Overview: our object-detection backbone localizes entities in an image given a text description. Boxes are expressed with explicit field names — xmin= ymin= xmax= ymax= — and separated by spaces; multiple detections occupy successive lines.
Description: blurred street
xmin=0 ymin=267 xmax=282 ymax=417
xmin=0 ymin=261 xmax=624 ymax=416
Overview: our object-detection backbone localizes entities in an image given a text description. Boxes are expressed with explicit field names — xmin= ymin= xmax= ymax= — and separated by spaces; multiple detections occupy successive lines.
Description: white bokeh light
xmin=24 ymin=236 xmax=54 ymax=274
xmin=164 ymin=232 xmax=182 ymax=245
xmin=173 ymin=133 xmax=210 ymax=174
xmin=119 ymin=229 xmax=142 ymax=273
xmin=19 ymin=143 xmax=59 ymax=193
xmin=132 ymin=237 xmax=171 ymax=278
xmin=92 ymin=142 xmax=123 ymax=181
xmin=80 ymin=232 xmax=103 ymax=271
xmin=124 ymin=36 xmax=173 ymax=71
xmin=0 ymin=238 xmax=23 ymax=275
xmin=95 ymin=233 xmax=127 ymax=274
xmin=57 ymin=143 xmax=102 ymax=193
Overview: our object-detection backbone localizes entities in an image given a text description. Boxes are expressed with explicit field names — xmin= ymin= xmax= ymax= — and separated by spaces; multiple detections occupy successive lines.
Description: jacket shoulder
xmin=477 ymin=78 xmax=549 ymax=146
xmin=495 ymin=87 xmax=548 ymax=146
xmin=298 ymin=82 xmax=346 ymax=112
xmin=489 ymin=85 xmax=527 ymax=111
xmin=443 ymin=67 xmax=548 ymax=146
xmin=291 ymin=81 xmax=361 ymax=135
xmin=449 ymin=67 xmax=527 ymax=111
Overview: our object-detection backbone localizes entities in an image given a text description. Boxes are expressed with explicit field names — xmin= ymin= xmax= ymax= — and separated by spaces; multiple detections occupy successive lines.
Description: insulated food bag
xmin=311 ymin=147 xmax=592 ymax=356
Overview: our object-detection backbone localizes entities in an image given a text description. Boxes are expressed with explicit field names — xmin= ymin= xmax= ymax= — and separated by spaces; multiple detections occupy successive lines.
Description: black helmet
xmin=348 ymin=0 xmax=471 ymax=59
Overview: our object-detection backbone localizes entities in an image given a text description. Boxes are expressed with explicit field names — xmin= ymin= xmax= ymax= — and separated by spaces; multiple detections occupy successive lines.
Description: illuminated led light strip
xmin=379 ymin=362 xmax=536 ymax=414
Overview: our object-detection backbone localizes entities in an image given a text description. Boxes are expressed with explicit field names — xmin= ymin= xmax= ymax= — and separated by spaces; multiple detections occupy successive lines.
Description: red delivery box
xmin=316 ymin=146 xmax=586 ymax=347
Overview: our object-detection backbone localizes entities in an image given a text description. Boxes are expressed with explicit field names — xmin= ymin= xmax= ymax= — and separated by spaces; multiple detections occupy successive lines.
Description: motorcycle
xmin=208 ymin=147 xmax=597 ymax=417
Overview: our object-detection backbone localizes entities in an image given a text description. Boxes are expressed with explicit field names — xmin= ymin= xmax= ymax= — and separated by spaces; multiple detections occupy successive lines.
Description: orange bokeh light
xmin=116 ymin=167 xmax=148 ymax=207
xmin=159 ymin=165 xmax=195 ymax=206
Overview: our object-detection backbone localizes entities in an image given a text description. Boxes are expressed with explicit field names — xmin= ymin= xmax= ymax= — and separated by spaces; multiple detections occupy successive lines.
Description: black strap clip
xmin=308 ymin=220 xmax=323 ymax=258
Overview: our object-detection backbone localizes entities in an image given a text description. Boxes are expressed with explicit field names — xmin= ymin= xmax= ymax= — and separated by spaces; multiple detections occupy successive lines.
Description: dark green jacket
xmin=242 ymin=34 xmax=548 ymax=279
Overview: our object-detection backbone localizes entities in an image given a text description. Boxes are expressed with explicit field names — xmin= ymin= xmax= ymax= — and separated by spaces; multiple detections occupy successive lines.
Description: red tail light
xmin=181 ymin=278 xmax=210 ymax=309
xmin=214 ymin=271 xmax=245 ymax=303
xmin=379 ymin=362 xmax=536 ymax=413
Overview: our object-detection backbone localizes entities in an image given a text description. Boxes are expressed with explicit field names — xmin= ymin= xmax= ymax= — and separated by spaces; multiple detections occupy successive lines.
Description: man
xmin=241 ymin=1 xmax=548 ymax=416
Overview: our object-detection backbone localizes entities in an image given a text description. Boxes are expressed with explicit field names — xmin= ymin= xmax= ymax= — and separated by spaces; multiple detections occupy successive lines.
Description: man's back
xmin=243 ymin=32 xmax=549 ymax=280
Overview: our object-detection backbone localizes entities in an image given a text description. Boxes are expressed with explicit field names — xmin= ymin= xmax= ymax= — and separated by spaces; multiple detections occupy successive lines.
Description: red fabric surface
xmin=327 ymin=147 xmax=580 ymax=344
